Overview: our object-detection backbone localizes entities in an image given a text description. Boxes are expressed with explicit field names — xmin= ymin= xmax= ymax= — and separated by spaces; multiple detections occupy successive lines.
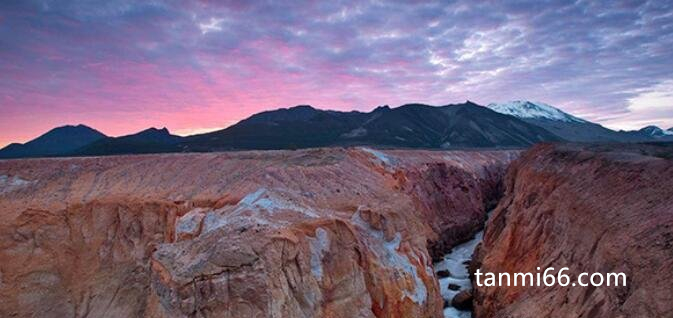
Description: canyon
xmin=0 ymin=147 xmax=515 ymax=317
xmin=474 ymin=143 xmax=673 ymax=317
xmin=1 ymin=143 xmax=671 ymax=317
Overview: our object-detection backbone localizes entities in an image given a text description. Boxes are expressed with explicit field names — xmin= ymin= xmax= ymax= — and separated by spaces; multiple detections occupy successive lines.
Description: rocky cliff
xmin=473 ymin=143 xmax=673 ymax=317
xmin=0 ymin=147 xmax=516 ymax=318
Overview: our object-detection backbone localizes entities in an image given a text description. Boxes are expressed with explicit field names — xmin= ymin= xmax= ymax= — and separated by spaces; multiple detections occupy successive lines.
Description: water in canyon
xmin=434 ymin=230 xmax=484 ymax=318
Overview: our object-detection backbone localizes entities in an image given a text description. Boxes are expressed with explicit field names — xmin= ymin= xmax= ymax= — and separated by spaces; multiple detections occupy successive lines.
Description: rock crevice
xmin=473 ymin=143 xmax=673 ymax=318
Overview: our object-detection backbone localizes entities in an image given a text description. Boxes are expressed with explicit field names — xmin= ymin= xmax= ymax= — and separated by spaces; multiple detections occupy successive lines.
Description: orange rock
xmin=473 ymin=143 xmax=673 ymax=318
xmin=0 ymin=147 xmax=516 ymax=317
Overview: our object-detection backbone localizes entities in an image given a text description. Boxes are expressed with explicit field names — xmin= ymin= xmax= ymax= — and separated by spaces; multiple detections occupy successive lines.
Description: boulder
xmin=436 ymin=270 xmax=451 ymax=278
xmin=451 ymin=290 xmax=473 ymax=310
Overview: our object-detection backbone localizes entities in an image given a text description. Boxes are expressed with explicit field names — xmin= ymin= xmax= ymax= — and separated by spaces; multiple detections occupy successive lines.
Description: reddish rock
xmin=473 ymin=143 xmax=673 ymax=318
xmin=0 ymin=147 xmax=516 ymax=317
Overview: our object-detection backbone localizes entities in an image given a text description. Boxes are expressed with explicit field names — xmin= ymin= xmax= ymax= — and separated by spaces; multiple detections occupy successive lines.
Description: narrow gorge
xmin=473 ymin=143 xmax=673 ymax=317
xmin=0 ymin=148 xmax=514 ymax=317
xmin=1 ymin=144 xmax=671 ymax=317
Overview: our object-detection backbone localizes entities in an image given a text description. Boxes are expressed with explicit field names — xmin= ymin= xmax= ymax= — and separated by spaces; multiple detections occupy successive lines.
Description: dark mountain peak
xmin=373 ymin=105 xmax=390 ymax=112
xmin=33 ymin=124 xmax=106 ymax=144
xmin=464 ymin=100 xmax=481 ymax=107
xmin=668 ymin=127 xmax=673 ymax=132
xmin=639 ymin=125 xmax=662 ymax=133
xmin=123 ymin=127 xmax=180 ymax=143
xmin=71 ymin=127 xmax=182 ymax=157
xmin=244 ymin=104 xmax=322 ymax=124
xmin=395 ymin=104 xmax=436 ymax=113
xmin=639 ymin=125 xmax=673 ymax=138
xmin=289 ymin=104 xmax=315 ymax=110
xmin=442 ymin=101 xmax=493 ymax=115
xmin=283 ymin=104 xmax=319 ymax=114
xmin=440 ymin=101 xmax=483 ymax=109
xmin=0 ymin=124 xmax=106 ymax=159
xmin=135 ymin=127 xmax=170 ymax=136
xmin=398 ymin=103 xmax=432 ymax=107
xmin=45 ymin=124 xmax=102 ymax=135
xmin=55 ymin=124 xmax=84 ymax=129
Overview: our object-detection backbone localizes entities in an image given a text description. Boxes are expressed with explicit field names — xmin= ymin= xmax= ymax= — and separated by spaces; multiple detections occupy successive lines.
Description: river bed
xmin=434 ymin=230 xmax=484 ymax=318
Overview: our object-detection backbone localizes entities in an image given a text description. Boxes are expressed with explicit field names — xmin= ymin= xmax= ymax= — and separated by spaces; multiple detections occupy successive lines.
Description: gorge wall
xmin=473 ymin=143 xmax=673 ymax=317
xmin=0 ymin=148 xmax=516 ymax=318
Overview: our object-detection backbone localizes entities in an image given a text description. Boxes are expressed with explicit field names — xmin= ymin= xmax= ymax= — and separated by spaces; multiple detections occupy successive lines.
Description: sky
xmin=1 ymin=0 xmax=673 ymax=147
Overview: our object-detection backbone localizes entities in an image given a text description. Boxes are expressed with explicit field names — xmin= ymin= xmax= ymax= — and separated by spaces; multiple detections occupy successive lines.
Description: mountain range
xmin=75 ymin=127 xmax=183 ymax=156
xmin=183 ymin=102 xmax=560 ymax=151
xmin=1 ymin=101 xmax=671 ymax=159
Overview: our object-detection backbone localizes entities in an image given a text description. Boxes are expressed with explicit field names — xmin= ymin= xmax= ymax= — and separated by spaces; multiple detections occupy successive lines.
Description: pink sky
xmin=2 ymin=1 xmax=673 ymax=147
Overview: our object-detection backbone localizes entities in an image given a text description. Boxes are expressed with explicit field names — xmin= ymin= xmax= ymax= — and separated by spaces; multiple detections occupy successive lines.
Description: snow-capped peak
xmin=640 ymin=125 xmax=673 ymax=137
xmin=486 ymin=100 xmax=587 ymax=123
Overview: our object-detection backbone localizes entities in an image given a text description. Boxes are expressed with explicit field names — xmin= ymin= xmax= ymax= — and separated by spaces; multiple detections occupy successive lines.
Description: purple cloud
xmin=1 ymin=0 xmax=672 ymax=146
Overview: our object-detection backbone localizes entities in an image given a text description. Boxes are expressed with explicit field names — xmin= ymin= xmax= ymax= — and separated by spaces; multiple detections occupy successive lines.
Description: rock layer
xmin=0 ymin=147 xmax=516 ymax=317
xmin=473 ymin=143 xmax=673 ymax=317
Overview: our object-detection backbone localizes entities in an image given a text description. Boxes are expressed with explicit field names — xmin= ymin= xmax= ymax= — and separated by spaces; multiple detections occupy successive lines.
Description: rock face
xmin=0 ymin=147 xmax=517 ymax=317
xmin=473 ymin=143 xmax=673 ymax=317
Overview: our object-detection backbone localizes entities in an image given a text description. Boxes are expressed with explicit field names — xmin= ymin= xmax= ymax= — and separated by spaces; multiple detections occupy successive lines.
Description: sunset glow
xmin=1 ymin=1 xmax=672 ymax=147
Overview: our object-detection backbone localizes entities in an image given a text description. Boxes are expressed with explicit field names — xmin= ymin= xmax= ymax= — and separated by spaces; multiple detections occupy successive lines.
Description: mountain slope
xmin=184 ymin=105 xmax=371 ymax=151
xmin=182 ymin=102 xmax=562 ymax=151
xmin=338 ymin=102 xmax=561 ymax=148
xmin=73 ymin=127 xmax=183 ymax=156
xmin=487 ymin=101 xmax=651 ymax=142
xmin=637 ymin=125 xmax=673 ymax=141
xmin=639 ymin=125 xmax=673 ymax=137
xmin=487 ymin=100 xmax=586 ymax=123
xmin=0 ymin=125 xmax=106 ymax=159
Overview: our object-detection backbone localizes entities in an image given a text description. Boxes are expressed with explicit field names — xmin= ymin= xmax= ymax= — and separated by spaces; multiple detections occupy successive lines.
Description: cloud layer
xmin=1 ymin=0 xmax=672 ymax=145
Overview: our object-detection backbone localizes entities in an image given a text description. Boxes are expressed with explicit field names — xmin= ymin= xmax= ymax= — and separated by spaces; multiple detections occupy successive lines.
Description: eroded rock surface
xmin=473 ymin=143 xmax=673 ymax=318
xmin=0 ymin=148 xmax=516 ymax=317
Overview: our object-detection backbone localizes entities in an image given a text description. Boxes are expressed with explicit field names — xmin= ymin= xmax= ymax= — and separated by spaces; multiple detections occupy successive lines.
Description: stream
xmin=433 ymin=230 xmax=484 ymax=318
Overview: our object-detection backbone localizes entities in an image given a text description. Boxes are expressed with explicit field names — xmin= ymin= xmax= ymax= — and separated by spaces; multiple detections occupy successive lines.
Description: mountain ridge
xmin=72 ymin=127 xmax=183 ymax=156
xmin=639 ymin=125 xmax=673 ymax=137
xmin=182 ymin=101 xmax=560 ymax=151
xmin=487 ymin=100 xmax=587 ymax=123
xmin=2 ymin=101 xmax=672 ymax=159
xmin=488 ymin=100 xmax=672 ymax=142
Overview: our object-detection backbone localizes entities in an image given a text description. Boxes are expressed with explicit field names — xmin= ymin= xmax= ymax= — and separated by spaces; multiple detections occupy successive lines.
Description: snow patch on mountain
xmin=487 ymin=101 xmax=587 ymax=123
xmin=640 ymin=125 xmax=673 ymax=137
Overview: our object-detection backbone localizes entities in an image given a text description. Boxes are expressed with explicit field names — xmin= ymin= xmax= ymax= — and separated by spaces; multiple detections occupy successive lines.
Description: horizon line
xmin=1 ymin=100 xmax=668 ymax=148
